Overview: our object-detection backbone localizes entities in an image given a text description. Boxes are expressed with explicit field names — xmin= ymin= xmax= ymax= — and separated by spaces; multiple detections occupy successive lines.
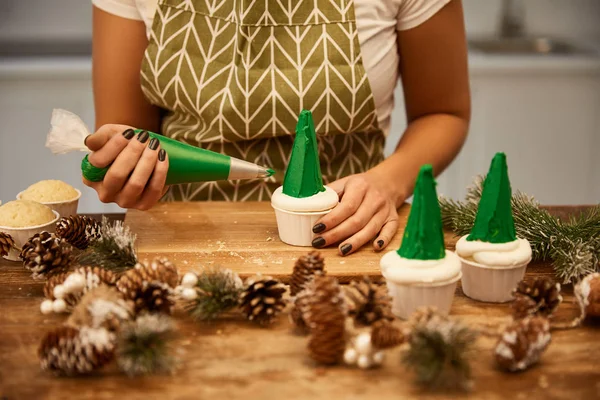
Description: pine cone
xmin=344 ymin=277 xmax=394 ymax=326
xmin=56 ymin=215 xmax=101 ymax=250
xmin=68 ymin=286 xmax=134 ymax=332
xmin=21 ymin=232 xmax=73 ymax=279
xmin=305 ymin=276 xmax=347 ymax=365
xmin=290 ymin=251 xmax=325 ymax=296
xmin=575 ymin=272 xmax=600 ymax=318
xmin=239 ymin=276 xmax=287 ymax=325
xmin=117 ymin=258 xmax=179 ymax=314
xmin=38 ymin=326 xmax=115 ymax=376
xmin=512 ymin=277 xmax=562 ymax=318
xmin=0 ymin=231 xmax=15 ymax=257
xmin=289 ymin=289 xmax=312 ymax=332
xmin=495 ymin=316 xmax=551 ymax=372
xmin=371 ymin=320 xmax=405 ymax=349
xmin=44 ymin=266 xmax=119 ymax=309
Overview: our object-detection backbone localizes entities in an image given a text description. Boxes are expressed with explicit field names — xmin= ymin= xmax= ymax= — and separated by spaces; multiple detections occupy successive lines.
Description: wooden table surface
xmin=1 ymin=203 xmax=598 ymax=400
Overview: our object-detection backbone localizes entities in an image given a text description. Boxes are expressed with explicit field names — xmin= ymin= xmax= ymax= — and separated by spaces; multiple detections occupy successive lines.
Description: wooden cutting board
xmin=124 ymin=202 xmax=431 ymax=282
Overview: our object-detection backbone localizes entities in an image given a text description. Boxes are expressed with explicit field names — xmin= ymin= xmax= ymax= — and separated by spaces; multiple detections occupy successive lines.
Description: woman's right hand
xmin=82 ymin=124 xmax=169 ymax=210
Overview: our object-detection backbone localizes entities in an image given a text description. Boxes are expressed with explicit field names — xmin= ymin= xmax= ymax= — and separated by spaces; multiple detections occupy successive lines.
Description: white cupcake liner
xmin=459 ymin=256 xmax=529 ymax=303
xmin=385 ymin=274 xmax=461 ymax=320
xmin=272 ymin=206 xmax=332 ymax=247
xmin=17 ymin=189 xmax=81 ymax=218
xmin=0 ymin=210 xmax=60 ymax=261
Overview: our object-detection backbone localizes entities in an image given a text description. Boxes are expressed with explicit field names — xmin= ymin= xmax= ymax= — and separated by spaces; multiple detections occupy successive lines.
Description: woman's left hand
xmin=311 ymin=173 xmax=403 ymax=256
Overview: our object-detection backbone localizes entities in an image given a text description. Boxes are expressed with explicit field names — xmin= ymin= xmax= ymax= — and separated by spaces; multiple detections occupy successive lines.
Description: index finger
xmin=86 ymin=124 xmax=134 ymax=151
xmin=313 ymin=180 xmax=367 ymax=233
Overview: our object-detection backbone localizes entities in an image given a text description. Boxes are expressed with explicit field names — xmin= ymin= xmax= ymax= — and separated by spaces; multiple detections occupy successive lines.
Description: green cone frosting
xmin=81 ymin=130 xmax=231 ymax=185
xmin=467 ymin=152 xmax=517 ymax=243
xmin=282 ymin=110 xmax=325 ymax=198
xmin=398 ymin=165 xmax=446 ymax=260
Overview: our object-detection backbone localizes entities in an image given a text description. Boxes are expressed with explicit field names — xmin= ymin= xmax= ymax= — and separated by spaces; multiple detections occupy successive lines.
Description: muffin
xmin=456 ymin=153 xmax=532 ymax=303
xmin=18 ymin=180 xmax=81 ymax=217
xmin=271 ymin=110 xmax=339 ymax=246
xmin=0 ymin=200 xmax=59 ymax=261
xmin=380 ymin=165 xmax=461 ymax=319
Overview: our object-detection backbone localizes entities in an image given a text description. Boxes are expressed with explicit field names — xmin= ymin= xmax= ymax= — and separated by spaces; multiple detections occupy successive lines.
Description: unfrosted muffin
xmin=20 ymin=180 xmax=79 ymax=203
xmin=0 ymin=200 xmax=57 ymax=228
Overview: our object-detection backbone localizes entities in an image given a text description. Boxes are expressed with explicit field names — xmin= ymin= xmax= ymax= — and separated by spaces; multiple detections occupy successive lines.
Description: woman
xmin=86 ymin=0 xmax=470 ymax=256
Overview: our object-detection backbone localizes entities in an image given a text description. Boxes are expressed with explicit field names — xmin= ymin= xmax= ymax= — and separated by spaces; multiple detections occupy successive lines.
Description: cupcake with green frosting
xmin=270 ymin=110 xmax=339 ymax=246
xmin=455 ymin=153 xmax=532 ymax=303
xmin=380 ymin=165 xmax=461 ymax=319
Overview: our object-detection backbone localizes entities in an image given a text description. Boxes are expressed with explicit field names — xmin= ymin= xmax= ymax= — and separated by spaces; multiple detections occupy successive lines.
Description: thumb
xmin=85 ymin=124 xmax=134 ymax=151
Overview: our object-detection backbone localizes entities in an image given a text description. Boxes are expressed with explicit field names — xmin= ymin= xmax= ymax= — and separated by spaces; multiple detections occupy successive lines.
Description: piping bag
xmin=45 ymin=109 xmax=275 ymax=184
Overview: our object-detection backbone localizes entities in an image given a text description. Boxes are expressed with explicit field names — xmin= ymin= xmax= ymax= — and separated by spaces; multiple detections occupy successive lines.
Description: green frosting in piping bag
xmin=467 ymin=152 xmax=517 ymax=243
xmin=282 ymin=110 xmax=326 ymax=198
xmin=398 ymin=165 xmax=446 ymax=260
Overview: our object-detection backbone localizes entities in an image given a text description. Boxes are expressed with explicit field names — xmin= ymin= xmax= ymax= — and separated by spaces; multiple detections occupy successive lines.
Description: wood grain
xmin=0 ymin=204 xmax=598 ymax=400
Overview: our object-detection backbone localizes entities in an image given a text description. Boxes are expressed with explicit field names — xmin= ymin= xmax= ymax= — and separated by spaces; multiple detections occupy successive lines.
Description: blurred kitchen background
xmin=0 ymin=0 xmax=598 ymax=213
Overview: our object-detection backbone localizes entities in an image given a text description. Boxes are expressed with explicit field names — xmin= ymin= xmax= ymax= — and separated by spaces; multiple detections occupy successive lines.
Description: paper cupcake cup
xmin=0 ymin=210 xmax=60 ymax=261
xmin=459 ymin=256 xmax=529 ymax=303
xmin=271 ymin=206 xmax=332 ymax=247
xmin=384 ymin=274 xmax=461 ymax=320
xmin=17 ymin=189 xmax=81 ymax=218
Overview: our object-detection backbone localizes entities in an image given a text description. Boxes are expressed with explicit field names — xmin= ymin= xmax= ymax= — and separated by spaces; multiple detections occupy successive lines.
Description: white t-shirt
xmin=92 ymin=0 xmax=450 ymax=136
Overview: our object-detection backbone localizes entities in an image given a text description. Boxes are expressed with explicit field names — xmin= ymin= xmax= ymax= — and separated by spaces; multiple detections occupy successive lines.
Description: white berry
xmin=344 ymin=348 xmax=358 ymax=365
xmin=40 ymin=300 xmax=54 ymax=314
xmin=65 ymin=273 xmax=85 ymax=293
xmin=182 ymin=272 xmax=198 ymax=288
xmin=53 ymin=284 xmax=66 ymax=299
xmin=52 ymin=299 xmax=67 ymax=313
xmin=357 ymin=355 xmax=372 ymax=369
xmin=181 ymin=287 xmax=198 ymax=300
xmin=355 ymin=332 xmax=372 ymax=355
xmin=372 ymin=351 xmax=385 ymax=365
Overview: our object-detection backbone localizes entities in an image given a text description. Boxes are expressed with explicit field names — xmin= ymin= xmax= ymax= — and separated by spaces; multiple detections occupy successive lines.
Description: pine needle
xmin=403 ymin=318 xmax=477 ymax=391
xmin=116 ymin=314 xmax=177 ymax=376
xmin=185 ymin=267 xmax=243 ymax=321
xmin=77 ymin=217 xmax=137 ymax=272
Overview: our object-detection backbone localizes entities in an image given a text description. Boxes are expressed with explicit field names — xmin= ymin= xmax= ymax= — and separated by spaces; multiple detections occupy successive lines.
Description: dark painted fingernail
xmin=158 ymin=149 xmax=166 ymax=161
xmin=137 ymin=130 xmax=149 ymax=143
xmin=148 ymin=138 xmax=159 ymax=150
xmin=377 ymin=239 xmax=384 ymax=248
xmin=312 ymin=223 xmax=326 ymax=234
xmin=84 ymin=135 xmax=91 ymax=146
xmin=340 ymin=243 xmax=352 ymax=255
xmin=123 ymin=129 xmax=135 ymax=139
xmin=312 ymin=237 xmax=326 ymax=248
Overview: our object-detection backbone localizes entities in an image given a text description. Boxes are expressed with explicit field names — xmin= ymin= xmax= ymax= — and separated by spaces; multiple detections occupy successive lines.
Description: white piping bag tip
xmin=46 ymin=109 xmax=91 ymax=154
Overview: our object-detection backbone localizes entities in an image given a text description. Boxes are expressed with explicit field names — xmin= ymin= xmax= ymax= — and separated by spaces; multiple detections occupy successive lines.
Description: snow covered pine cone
xmin=495 ymin=316 xmax=551 ymax=372
xmin=575 ymin=272 xmax=600 ymax=318
xmin=56 ymin=215 xmax=101 ymax=250
xmin=68 ymin=286 xmax=134 ymax=332
xmin=0 ymin=231 xmax=15 ymax=257
xmin=38 ymin=326 xmax=115 ymax=376
xmin=511 ymin=277 xmax=562 ymax=319
xmin=305 ymin=276 xmax=347 ymax=365
xmin=117 ymin=258 xmax=179 ymax=315
xmin=239 ymin=276 xmax=286 ymax=325
xmin=344 ymin=277 xmax=394 ymax=326
xmin=290 ymin=251 xmax=325 ymax=296
xmin=43 ymin=266 xmax=119 ymax=308
xmin=21 ymin=231 xmax=73 ymax=279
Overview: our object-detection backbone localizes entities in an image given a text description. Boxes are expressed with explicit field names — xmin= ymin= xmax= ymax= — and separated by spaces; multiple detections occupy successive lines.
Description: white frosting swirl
xmin=455 ymin=235 xmax=532 ymax=267
xmin=271 ymin=185 xmax=339 ymax=212
xmin=380 ymin=250 xmax=462 ymax=285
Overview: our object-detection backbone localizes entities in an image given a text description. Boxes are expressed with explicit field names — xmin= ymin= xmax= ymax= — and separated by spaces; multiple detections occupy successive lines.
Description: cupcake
xmin=271 ymin=110 xmax=339 ymax=246
xmin=0 ymin=200 xmax=60 ymax=261
xmin=380 ymin=165 xmax=461 ymax=319
xmin=455 ymin=153 xmax=532 ymax=303
xmin=18 ymin=179 xmax=81 ymax=217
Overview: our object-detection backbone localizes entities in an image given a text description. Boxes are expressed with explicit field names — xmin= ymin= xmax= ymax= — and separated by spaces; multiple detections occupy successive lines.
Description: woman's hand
xmin=311 ymin=172 xmax=403 ymax=256
xmin=82 ymin=124 xmax=169 ymax=210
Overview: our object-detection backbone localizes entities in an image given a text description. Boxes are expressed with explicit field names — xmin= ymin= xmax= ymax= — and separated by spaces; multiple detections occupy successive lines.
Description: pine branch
xmin=77 ymin=217 xmax=137 ymax=272
xmin=184 ymin=268 xmax=243 ymax=321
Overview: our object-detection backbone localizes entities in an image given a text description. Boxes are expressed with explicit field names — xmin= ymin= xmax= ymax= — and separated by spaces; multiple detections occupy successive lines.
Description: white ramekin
xmin=0 ymin=210 xmax=60 ymax=261
xmin=17 ymin=189 xmax=81 ymax=219
xmin=385 ymin=274 xmax=462 ymax=320
xmin=271 ymin=206 xmax=333 ymax=247
xmin=459 ymin=256 xmax=529 ymax=303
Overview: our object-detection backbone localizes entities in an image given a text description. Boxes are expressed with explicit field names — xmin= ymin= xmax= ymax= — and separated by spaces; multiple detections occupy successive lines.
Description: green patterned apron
xmin=140 ymin=0 xmax=385 ymax=201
